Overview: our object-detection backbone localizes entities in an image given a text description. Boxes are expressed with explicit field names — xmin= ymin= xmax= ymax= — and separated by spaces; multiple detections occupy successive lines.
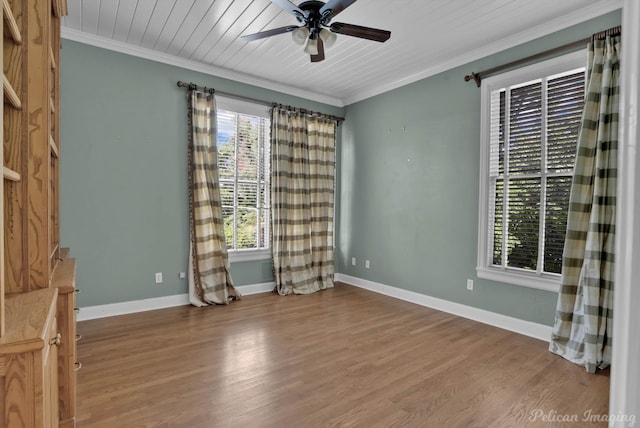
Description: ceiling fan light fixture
xmin=304 ymin=38 xmax=318 ymax=55
xmin=240 ymin=0 xmax=391 ymax=63
xmin=291 ymin=27 xmax=309 ymax=45
xmin=319 ymin=28 xmax=337 ymax=48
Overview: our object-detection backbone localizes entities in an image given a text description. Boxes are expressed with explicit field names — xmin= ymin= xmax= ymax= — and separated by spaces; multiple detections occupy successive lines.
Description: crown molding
xmin=342 ymin=0 xmax=622 ymax=105
xmin=61 ymin=28 xmax=344 ymax=108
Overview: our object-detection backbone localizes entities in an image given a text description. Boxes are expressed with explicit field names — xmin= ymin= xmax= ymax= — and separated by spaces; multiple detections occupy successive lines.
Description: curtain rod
xmin=464 ymin=25 xmax=622 ymax=87
xmin=177 ymin=81 xmax=270 ymax=106
xmin=176 ymin=81 xmax=344 ymax=124
xmin=272 ymin=103 xmax=344 ymax=124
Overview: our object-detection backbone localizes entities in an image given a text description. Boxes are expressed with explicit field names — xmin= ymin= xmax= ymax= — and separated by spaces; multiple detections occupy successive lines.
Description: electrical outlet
xmin=179 ymin=272 xmax=186 ymax=279
xmin=466 ymin=279 xmax=474 ymax=291
xmin=155 ymin=272 xmax=163 ymax=284
xmin=352 ymin=257 xmax=356 ymax=266
xmin=365 ymin=260 xmax=370 ymax=269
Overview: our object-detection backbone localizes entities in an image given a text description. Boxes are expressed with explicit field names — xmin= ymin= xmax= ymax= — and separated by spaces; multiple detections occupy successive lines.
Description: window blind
xmin=488 ymin=69 xmax=585 ymax=275
xmin=217 ymin=109 xmax=271 ymax=251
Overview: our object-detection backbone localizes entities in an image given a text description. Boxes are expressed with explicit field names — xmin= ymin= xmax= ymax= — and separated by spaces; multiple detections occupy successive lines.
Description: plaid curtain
xmin=549 ymin=35 xmax=620 ymax=373
xmin=187 ymin=90 xmax=240 ymax=306
xmin=271 ymin=107 xmax=336 ymax=295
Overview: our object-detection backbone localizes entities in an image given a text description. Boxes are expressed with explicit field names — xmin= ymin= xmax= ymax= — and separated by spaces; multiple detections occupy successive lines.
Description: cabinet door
xmin=43 ymin=318 xmax=60 ymax=428
xmin=45 ymin=343 xmax=59 ymax=427
xmin=56 ymin=289 xmax=76 ymax=425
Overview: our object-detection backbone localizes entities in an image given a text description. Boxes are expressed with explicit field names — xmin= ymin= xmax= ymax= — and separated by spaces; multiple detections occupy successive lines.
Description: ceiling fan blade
xmin=271 ymin=0 xmax=305 ymax=19
xmin=330 ymin=22 xmax=391 ymax=42
xmin=319 ymin=0 xmax=358 ymax=20
xmin=241 ymin=25 xmax=299 ymax=41
xmin=310 ymin=38 xmax=325 ymax=62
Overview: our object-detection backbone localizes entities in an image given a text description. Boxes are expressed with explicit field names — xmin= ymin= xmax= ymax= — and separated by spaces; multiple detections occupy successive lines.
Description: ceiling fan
xmin=241 ymin=0 xmax=391 ymax=63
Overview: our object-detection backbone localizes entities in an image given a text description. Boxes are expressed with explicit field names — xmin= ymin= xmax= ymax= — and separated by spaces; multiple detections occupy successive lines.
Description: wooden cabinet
xmin=2 ymin=0 xmax=72 ymax=426
xmin=52 ymin=257 xmax=77 ymax=428
xmin=0 ymin=288 xmax=59 ymax=428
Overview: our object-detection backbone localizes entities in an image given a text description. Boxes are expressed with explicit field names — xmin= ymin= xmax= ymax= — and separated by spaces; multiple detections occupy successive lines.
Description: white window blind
xmin=216 ymin=97 xmax=271 ymax=257
xmin=478 ymin=51 xmax=585 ymax=290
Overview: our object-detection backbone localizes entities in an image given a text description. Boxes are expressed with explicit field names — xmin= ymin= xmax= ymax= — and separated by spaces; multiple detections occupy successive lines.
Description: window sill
xmin=228 ymin=249 xmax=271 ymax=263
xmin=476 ymin=267 xmax=560 ymax=293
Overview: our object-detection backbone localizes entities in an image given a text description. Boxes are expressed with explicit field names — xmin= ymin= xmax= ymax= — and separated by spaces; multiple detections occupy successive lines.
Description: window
xmin=477 ymin=51 xmax=585 ymax=291
xmin=216 ymin=96 xmax=271 ymax=262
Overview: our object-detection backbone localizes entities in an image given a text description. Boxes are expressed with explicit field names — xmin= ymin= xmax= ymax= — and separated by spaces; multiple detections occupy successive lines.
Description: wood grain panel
xmin=42 ymin=315 xmax=58 ymax=428
xmin=49 ymin=9 xmax=61 ymax=269
xmin=4 ymin=352 xmax=34 ymax=428
xmin=58 ymin=354 xmax=74 ymax=426
xmin=54 ymin=286 xmax=75 ymax=423
xmin=3 ymin=0 xmax=26 ymax=295
xmin=0 ymin=0 xmax=4 ymax=338
xmin=52 ymin=257 xmax=76 ymax=426
xmin=75 ymin=284 xmax=610 ymax=427
xmin=26 ymin=0 xmax=51 ymax=290
xmin=1 ymin=289 xmax=58 ymax=427
xmin=0 ymin=371 xmax=4 ymax=426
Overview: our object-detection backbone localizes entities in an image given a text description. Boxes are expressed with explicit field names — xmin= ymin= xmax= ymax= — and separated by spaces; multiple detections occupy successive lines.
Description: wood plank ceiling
xmin=62 ymin=0 xmax=621 ymax=106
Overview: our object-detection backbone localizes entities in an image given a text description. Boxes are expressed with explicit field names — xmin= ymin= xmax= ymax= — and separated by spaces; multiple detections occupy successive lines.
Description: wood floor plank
xmin=76 ymin=283 xmax=609 ymax=427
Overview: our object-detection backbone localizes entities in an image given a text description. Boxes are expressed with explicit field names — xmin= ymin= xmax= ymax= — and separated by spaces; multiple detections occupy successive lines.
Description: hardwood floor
xmin=76 ymin=283 xmax=609 ymax=427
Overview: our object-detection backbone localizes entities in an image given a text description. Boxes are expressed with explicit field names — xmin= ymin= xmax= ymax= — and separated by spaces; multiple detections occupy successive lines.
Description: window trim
xmin=476 ymin=50 xmax=586 ymax=292
xmin=216 ymin=95 xmax=272 ymax=263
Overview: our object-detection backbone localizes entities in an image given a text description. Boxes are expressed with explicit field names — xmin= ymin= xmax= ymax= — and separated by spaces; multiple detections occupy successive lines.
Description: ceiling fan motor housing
xmin=297 ymin=0 xmax=333 ymax=38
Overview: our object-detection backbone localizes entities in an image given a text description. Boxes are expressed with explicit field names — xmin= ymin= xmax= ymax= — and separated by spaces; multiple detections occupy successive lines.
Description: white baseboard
xmin=334 ymin=273 xmax=552 ymax=342
xmin=77 ymin=282 xmax=275 ymax=321
xmin=78 ymin=276 xmax=551 ymax=342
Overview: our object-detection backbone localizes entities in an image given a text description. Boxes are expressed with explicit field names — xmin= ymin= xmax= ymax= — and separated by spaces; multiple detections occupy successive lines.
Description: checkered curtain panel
xmin=187 ymin=90 xmax=239 ymax=306
xmin=549 ymin=35 xmax=620 ymax=373
xmin=271 ymin=107 xmax=336 ymax=295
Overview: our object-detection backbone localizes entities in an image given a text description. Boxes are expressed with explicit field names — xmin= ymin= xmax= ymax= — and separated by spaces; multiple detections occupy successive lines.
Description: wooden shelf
xmin=3 ymin=73 xmax=22 ymax=109
xmin=49 ymin=135 xmax=59 ymax=158
xmin=3 ymin=166 xmax=21 ymax=182
xmin=50 ymin=45 xmax=56 ymax=70
xmin=3 ymin=0 xmax=22 ymax=44
xmin=50 ymin=96 xmax=55 ymax=113
xmin=51 ymin=258 xmax=76 ymax=294
xmin=49 ymin=243 xmax=59 ymax=261
xmin=0 ymin=288 xmax=57 ymax=354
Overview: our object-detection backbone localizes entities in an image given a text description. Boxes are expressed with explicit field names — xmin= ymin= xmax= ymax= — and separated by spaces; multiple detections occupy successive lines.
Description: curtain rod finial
xmin=464 ymin=73 xmax=481 ymax=87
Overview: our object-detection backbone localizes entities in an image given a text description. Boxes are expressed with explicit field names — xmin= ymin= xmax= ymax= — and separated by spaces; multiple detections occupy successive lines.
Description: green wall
xmin=62 ymin=10 xmax=621 ymax=323
xmin=60 ymin=40 xmax=343 ymax=307
xmin=337 ymin=11 xmax=621 ymax=326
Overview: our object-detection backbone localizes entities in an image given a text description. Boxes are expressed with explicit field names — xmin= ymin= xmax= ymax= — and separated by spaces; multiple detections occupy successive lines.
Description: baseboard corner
xmin=335 ymin=273 xmax=552 ymax=342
